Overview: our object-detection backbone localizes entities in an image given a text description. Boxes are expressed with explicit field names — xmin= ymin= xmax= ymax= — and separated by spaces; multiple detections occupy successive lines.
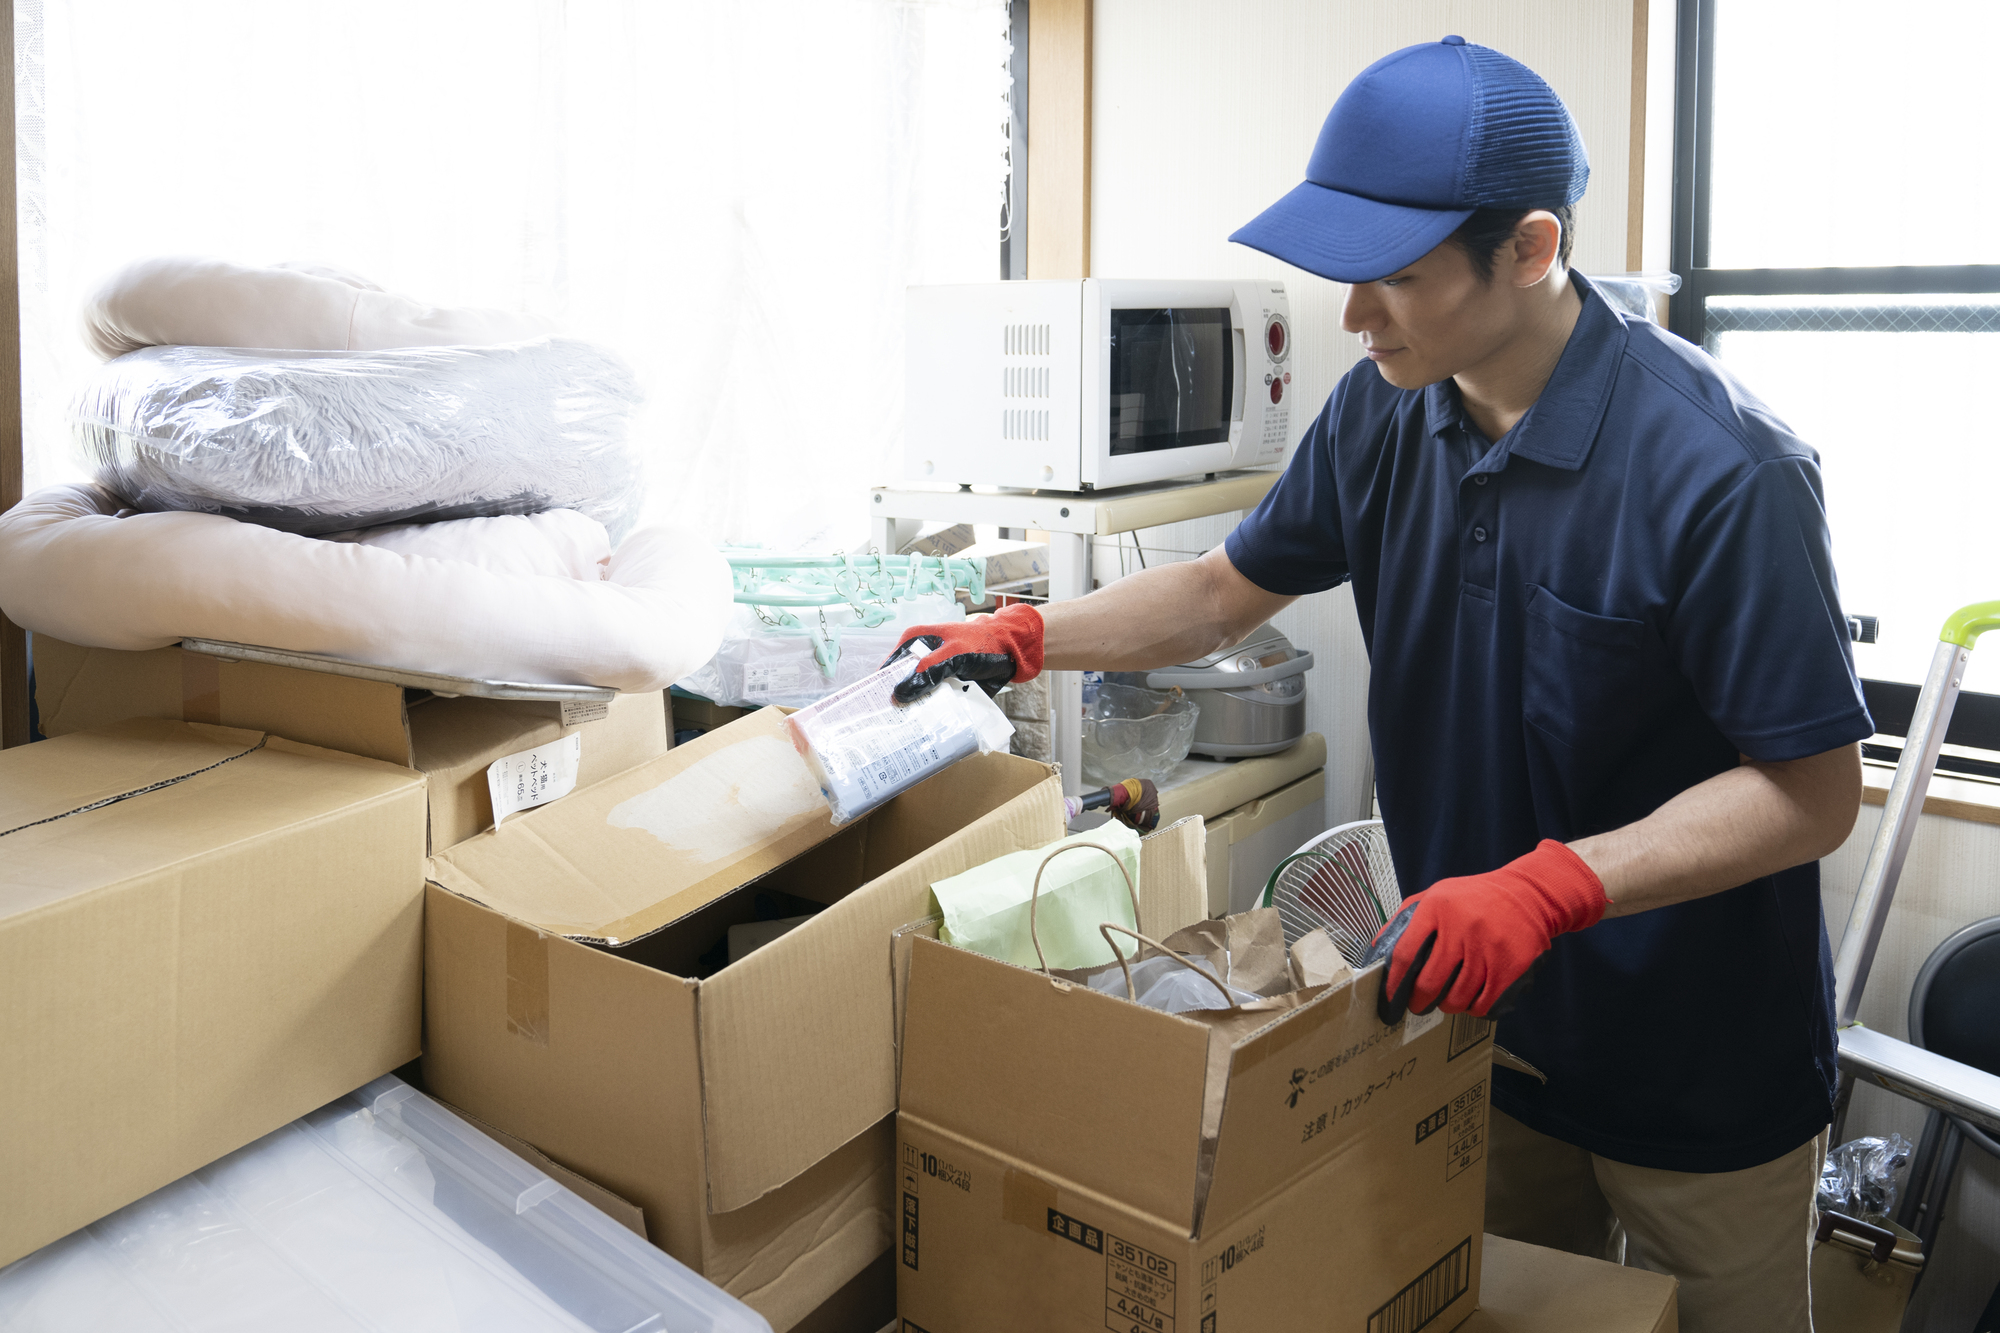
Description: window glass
xmin=1710 ymin=294 xmax=2000 ymax=695
xmin=1708 ymin=0 xmax=2000 ymax=268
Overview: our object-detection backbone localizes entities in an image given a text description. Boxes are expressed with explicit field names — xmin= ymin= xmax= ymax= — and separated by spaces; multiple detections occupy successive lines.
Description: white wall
xmin=1823 ymin=799 xmax=2000 ymax=1332
xmin=1090 ymin=0 xmax=1640 ymax=829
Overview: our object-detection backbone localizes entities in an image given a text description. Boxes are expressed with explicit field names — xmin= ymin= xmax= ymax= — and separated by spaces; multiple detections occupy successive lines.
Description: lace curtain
xmin=14 ymin=0 xmax=1009 ymax=548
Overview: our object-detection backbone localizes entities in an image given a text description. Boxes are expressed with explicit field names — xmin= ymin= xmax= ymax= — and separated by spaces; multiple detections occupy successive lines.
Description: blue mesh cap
xmin=1230 ymin=36 xmax=1589 ymax=284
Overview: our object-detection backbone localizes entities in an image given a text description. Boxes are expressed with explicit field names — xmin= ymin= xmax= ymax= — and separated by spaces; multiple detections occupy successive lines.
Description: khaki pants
xmin=1484 ymin=1108 xmax=1828 ymax=1333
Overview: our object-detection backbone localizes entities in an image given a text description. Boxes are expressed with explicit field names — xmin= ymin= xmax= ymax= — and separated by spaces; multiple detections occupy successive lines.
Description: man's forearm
xmin=1038 ymin=548 xmax=1295 ymax=673
xmin=1569 ymin=744 xmax=1862 ymax=917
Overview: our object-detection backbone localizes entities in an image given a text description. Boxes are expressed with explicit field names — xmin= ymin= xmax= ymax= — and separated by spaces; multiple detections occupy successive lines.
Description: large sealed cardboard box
xmin=32 ymin=635 xmax=668 ymax=849
xmin=1464 ymin=1234 xmax=1678 ymax=1333
xmin=896 ymin=815 xmax=1495 ymax=1333
xmin=0 ymin=718 xmax=428 ymax=1268
xmin=422 ymin=708 xmax=1081 ymax=1330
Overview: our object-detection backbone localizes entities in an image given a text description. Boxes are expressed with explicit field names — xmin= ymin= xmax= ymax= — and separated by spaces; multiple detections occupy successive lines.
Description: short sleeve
xmin=1669 ymin=455 xmax=1872 ymax=761
xmin=1223 ymin=387 xmax=1351 ymax=596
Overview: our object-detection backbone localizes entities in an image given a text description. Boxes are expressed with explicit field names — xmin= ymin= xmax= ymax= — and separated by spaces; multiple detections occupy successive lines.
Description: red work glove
xmin=1369 ymin=840 xmax=1608 ymax=1021
xmin=887 ymin=603 xmax=1045 ymax=703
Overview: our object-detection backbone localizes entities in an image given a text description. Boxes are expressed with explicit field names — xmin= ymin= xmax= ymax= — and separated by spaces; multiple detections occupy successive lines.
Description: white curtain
xmin=14 ymin=0 xmax=1009 ymax=550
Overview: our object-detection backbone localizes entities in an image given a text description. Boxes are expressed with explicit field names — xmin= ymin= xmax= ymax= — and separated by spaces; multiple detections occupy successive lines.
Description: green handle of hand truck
xmin=1941 ymin=601 xmax=2000 ymax=649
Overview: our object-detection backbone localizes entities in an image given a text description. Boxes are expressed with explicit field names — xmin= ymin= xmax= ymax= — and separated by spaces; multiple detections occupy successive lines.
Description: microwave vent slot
xmin=1004 ymin=323 xmax=1050 ymax=357
xmin=1003 ymin=366 xmax=1051 ymax=399
xmin=1001 ymin=408 xmax=1050 ymax=441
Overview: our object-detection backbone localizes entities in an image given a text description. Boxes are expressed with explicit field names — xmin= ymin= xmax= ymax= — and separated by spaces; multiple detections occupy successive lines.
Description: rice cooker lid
xmin=1174 ymin=622 xmax=1298 ymax=674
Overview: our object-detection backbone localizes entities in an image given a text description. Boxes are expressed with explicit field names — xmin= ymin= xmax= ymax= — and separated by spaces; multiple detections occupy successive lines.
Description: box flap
xmin=698 ymin=759 xmax=1065 ymax=1213
xmin=430 ymin=709 xmax=835 ymax=942
xmin=1470 ymin=1234 xmax=1678 ymax=1333
xmin=899 ymin=933 xmax=1211 ymax=1233
xmin=1 ymin=718 xmax=422 ymax=922
xmin=32 ymin=637 xmax=414 ymax=766
xmin=1202 ymin=980 xmax=1493 ymax=1229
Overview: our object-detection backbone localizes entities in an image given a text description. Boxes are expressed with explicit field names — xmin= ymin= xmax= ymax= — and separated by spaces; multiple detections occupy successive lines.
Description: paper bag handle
xmin=1097 ymin=922 xmax=1242 ymax=1011
xmin=1028 ymin=841 xmax=1143 ymax=977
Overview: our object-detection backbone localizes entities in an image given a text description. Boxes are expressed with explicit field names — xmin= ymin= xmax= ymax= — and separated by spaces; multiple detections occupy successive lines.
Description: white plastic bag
xmin=785 ymin=653 xmax=1014 ymax=824
xmin=676 ymin=595 xmax=964 ymax=708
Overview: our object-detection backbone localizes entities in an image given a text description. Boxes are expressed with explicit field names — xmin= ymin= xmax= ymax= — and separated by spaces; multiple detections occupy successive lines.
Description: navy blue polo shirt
xmin=1225 ymin=273 xmax=1872 ymax=1173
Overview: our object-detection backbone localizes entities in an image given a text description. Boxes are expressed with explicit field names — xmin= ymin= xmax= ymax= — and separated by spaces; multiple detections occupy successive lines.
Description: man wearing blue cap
xmin=894 ymin=36 xmax=1866 ymax=1331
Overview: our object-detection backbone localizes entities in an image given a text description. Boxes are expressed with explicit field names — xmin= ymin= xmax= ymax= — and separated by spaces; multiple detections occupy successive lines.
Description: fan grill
xmin=1263 ymin=820 xmax=1402 ymax=965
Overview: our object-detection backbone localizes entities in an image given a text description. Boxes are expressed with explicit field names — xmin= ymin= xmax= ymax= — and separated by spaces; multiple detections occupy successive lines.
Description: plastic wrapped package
xmin=72 ymin=338 xmax=646 ymax=540
xmin=1588 ymin=272 xmax=1682 ymax=324
xmin=785 ymin=655 xmax=1014 ymax=825
xmin=1817 ymin=1133 xmax=1914 ymax=1220
xmin=0 ymin=1075 xmax=770 ymax=1333
xmin=1081 ymin=680 xmax=1199 ymax=786
xmin=676 ymin=596 xmax=965 ymax=708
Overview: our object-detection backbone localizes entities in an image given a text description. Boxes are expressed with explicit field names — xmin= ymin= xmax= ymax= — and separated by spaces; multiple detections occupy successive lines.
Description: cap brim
xmin=1228 ymin=180 xmax=1472 ymax=284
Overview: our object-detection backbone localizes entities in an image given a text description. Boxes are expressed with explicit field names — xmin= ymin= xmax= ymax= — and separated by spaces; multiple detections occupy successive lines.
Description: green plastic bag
xmin=930 ymin=824 xmax=1142 ymax=971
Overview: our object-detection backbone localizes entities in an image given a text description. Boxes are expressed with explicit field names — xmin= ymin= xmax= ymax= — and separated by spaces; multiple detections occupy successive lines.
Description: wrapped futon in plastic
xmin=73 ymin=338 xmax=647 ymax=541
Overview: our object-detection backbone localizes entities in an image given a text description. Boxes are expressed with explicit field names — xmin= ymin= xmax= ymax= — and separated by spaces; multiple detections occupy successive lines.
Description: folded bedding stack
xmin=0 ymin=257 xmax=731 ymax=692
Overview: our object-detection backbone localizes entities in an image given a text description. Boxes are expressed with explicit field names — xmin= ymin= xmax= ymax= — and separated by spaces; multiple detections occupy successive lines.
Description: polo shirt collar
xmin=1420 ymin=270 xmax=1630 ymax=472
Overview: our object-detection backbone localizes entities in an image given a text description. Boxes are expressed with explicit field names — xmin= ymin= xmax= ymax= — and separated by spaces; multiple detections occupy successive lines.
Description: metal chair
xmin=1893 ymin=915 xmax=2000 ymax=1280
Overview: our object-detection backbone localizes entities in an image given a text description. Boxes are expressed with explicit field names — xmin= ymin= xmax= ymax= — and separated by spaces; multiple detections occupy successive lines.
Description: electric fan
xmin=1259 ymin=819 xmax=1402 ymax=965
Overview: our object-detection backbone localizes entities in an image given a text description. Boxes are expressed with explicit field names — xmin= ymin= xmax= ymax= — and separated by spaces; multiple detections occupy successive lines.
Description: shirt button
xmin=1474 ymin=475 xmax=1489 ymax=486
xmin=1472 ymin=526 xmax=1489 ymax=542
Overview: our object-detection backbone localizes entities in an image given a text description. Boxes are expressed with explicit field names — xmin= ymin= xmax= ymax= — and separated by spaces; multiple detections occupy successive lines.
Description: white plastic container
xmin=0 ymin=1075 xmax=771 ymax=1333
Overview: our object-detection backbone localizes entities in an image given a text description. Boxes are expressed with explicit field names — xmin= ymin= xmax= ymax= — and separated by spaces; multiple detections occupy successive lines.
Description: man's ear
xmin=1508 ymin=211 xmax=1564 ymax=288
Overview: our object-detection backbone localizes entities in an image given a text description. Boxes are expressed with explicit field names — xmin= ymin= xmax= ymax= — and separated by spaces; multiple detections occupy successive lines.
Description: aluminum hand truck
xmin=1831 ymin=600 xmax=2000 ymax=1140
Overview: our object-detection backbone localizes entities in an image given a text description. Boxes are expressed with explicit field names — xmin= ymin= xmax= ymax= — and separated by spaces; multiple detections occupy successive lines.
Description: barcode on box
xmin=1447 ymin=1014 xmax=1494 ymax=1061
xmin=1367 ymin=1237 xmax=1471 ymax=1333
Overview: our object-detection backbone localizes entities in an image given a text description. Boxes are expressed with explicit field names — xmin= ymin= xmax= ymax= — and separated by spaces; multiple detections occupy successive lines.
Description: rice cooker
xmin=1136 ymin=622 xmax=1312 ymax=757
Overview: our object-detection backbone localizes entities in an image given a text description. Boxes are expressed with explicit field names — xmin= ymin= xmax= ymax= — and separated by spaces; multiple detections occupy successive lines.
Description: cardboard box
xmin=895 ymin=815 xmax=1495 ymax=1333
xmin=32 ymin=636 xmax=667 ymax=849
xmin=422 ymin=708 xmax=1078 ymax=1330
xmin=1465 ymin=1234 xmax=1678 ymax=1333
xmin=0 ymin=718 xmax=428 ymax=1267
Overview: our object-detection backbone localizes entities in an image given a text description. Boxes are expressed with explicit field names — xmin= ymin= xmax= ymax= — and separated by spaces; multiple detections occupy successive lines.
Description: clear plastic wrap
xmin=1817 ymin=1133 xmax=1914 ymax=1219
xmin=1081 ymin=680 xmax=1199 ymax=786
xmin=71 ymin=337 xmax=646 ymax=540
xmin=0 ymin=1075 xmax=771 ymax=1333
xmin=676 ymin=595 xmax=965 ymax=708
xmin=785 ymin=654 xmax=1014 ymax=825
xmin=1589 ymin=272 xmax=1682 ymax=324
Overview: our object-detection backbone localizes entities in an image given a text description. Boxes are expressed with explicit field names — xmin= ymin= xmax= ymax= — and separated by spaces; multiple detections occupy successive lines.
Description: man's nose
xmin=1341 ymin=283 xmax=1381 ymax=335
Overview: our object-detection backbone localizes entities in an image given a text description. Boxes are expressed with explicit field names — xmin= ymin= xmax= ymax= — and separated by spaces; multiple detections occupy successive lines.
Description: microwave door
xmin=1106 ymin=306 xmax=1235 ymax=461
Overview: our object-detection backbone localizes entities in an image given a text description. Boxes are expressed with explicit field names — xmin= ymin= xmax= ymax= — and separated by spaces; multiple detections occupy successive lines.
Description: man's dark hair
xmin=1447 ymin=204 xmax=1576 ymax=281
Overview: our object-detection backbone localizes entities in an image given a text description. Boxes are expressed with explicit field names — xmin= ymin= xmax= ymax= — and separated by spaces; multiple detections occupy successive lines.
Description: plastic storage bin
xmin=0 ymin=1075 xmax=771 ymax=1333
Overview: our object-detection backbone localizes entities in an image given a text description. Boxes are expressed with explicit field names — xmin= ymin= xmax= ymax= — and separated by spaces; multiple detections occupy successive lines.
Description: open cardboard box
xmin=0 ymin=718 xmax=428 ymax=1268
xmin=895 ymin=815 xmax=1496 ymax=1333
xmin=32 ymin=636 xmax=668 ymax=849
xmin=422 ymin=707 xmax=1079 ymax=1330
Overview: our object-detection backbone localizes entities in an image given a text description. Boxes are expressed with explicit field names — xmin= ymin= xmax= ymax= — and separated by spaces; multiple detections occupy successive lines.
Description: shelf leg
xmin=1047 ymin=531 xmax=1091 ymax=797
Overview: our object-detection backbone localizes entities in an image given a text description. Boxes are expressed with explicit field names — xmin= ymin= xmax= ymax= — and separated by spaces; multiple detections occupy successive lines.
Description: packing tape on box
xmin=1001 ymin=1167 xmax=1059 ymax=1231
xmin=506 ymin=919 xmax=552 ymax=1046
xmin=182 ymin=648 xmax=222 ymax=725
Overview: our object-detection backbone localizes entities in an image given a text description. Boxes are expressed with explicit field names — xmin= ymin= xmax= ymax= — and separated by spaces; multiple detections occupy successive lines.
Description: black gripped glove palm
xmin=886 ymin=603 xmax=1045 ymax=704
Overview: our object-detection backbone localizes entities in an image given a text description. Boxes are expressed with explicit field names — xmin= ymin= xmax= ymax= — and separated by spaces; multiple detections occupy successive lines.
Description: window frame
xmin=1668 ymin=0 xmax=2000 ymax=762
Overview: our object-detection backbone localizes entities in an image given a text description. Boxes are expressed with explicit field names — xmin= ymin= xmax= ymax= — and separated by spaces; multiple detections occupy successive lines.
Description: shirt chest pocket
xmin=1521 ymin=585 xmax=1674 ymax=753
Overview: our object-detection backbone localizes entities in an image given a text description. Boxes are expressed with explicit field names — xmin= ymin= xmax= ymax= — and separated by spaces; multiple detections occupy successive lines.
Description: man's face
xmin=1339 ymin=238 xmax=1520 ymax=391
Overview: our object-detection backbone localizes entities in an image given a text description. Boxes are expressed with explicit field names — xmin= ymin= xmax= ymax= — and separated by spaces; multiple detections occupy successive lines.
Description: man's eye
xmin=1382 ymin=277 xmax=1409 ymax=287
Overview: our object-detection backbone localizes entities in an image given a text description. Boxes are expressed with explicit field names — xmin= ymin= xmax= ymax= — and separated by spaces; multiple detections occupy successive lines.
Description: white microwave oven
xmin=904 ymin=278 xmax=1294 ymax=491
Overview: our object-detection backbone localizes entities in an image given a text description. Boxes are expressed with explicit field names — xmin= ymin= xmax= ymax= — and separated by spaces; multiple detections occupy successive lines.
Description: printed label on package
xmin=1106 ymin=1234 xmax=1176 ymax=1333
xmin=1444 ymin=1080 xmax=1488 ymax=1182
xmin=743 ymin=662 xmax=810 ymax=701
xmin=559 ymin=699 xmax=610 ymax=727
xmin=487 ymin=732 xmax=583 ymax=826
